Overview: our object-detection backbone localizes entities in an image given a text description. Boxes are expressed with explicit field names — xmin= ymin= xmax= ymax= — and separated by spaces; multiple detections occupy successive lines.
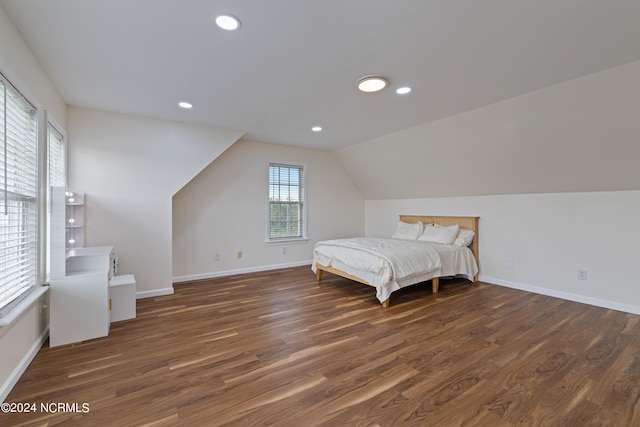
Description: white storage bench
xmin=109 ymin=274 xmax=136 ymax=322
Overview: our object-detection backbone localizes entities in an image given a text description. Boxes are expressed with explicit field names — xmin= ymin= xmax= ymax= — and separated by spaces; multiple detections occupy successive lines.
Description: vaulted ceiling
xmin=2 ymin=0 xmax=639 ymax=151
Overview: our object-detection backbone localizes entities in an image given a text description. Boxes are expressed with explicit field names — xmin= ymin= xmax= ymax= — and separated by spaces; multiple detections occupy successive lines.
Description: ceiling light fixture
xmin=311 ymin=126 xmax=322 ymax=132
xmin=178 ymin=102 xmax=193 ymax=109
xmin=357 ymin=76 xmax=388 ymax=93
xmin=396 ymin=86 xmax=412 ymax=95
xmin=215 ymin=14 xmax=241 ymax=30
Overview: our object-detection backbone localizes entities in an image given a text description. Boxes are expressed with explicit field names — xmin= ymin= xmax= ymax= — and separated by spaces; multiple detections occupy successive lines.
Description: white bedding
xmin=312 ymin=237 xmax=478 ymax=303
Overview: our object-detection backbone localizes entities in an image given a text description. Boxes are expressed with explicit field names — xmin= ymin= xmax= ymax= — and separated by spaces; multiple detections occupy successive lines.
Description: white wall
xmin=0 ymin=291 xmax=49 ymax=402
xmin=67 ymin=107 xmax=245 ymax=296
xmin=366 ymin=190 xmax=640 ymax=313
xmin=173 ymin=139 xmax=364 ymax=280
xmin=0 ymin=8 xmax=66 ymax=124
xmin=334 ymin=60 xmax=640 ymax=314
xmin=335 ymin=61 xmax=640 ymax=200
xmin=0 ymin=4 xmax=64 ymax=401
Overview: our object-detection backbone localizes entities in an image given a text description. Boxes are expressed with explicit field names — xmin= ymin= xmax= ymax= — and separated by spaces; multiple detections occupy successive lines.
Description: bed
xmin=312 ymin=215 xmax=479 ymax=307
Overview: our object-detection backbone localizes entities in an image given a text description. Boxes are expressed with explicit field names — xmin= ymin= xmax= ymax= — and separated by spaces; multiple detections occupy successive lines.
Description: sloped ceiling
xmin=1 ymin=0 xmax=639 ymax=152
xmin=334 ymin=61 xmax=640 ymax=199
xmin=1 ymin=0 xmax=639 ymax=200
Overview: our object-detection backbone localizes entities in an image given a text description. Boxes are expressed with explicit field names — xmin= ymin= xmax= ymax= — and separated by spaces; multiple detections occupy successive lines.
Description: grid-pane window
xmin=269 ymin=163 xmax=305 ymax=240
xmin=0 ymin=73 xmax=38 ymax=314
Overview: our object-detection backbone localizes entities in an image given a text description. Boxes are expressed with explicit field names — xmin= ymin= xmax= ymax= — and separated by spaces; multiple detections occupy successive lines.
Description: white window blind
xmin=47 ymin=123 xmax=65 ymax=189
xmin=0 ymin=73 xmax=38 ymax=314
xmin=45 ymin=121 xmax=66 ymax=281
xmin=268 ymin=163 xmax=305 ymax=240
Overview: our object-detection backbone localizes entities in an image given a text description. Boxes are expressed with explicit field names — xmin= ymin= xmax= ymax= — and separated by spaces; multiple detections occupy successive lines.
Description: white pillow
xmin=418 ymin=223 xmax=459 ymax=244
xmin=453 ymin=228 xmax=475 ymax=247
xmin=392 ymin=220 xmax=423 ymax=240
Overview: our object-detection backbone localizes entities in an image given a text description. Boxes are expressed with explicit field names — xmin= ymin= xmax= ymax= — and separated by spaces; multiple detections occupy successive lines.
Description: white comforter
xmin=312 ymin=237 xmax=478 ymax=303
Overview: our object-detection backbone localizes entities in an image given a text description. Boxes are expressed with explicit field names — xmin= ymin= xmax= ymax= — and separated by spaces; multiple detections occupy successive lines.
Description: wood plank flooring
xmin=4 ymin=265 xmax=640 ymax=426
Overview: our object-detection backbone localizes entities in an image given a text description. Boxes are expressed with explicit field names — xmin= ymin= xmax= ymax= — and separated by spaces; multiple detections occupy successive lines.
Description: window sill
xmin=0 ymin=286 xmax=49 ymax=328
xmin=265 ymin=238 xmax=309 ymax=246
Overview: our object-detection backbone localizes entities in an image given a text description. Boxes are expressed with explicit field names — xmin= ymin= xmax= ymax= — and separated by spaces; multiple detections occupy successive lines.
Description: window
xmin=0 ymin=72 xmax=38 ymax=315
xmin=268 ymin=163 xmax=305 ymax=241
xmin=45 ymin=119 xmax=66 ymax=281
xmin=47 ymin=121 xmax=65 ymax=190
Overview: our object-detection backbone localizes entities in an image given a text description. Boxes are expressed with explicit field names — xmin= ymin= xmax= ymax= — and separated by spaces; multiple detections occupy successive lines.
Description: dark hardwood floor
xmin=4 ymin=266 xmax=640 ymax=426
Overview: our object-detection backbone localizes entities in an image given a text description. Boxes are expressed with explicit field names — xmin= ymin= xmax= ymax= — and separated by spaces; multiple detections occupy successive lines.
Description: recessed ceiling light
xmin=215 ymin=14 xmax=241 ymax=30
xmin=311 ymin=126 xmax=322 ymax=132
xmin=357 ymin=76 xmax=388 ymax=93
xmin=178 ymin=102 xmax=193 ymax=109
xmin=396 ymin=86 xmax=412 ymax=95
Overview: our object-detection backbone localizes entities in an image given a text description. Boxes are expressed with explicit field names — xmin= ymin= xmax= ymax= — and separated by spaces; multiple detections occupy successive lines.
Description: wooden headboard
xmin=399 ymin=215 xmax=479 ymax=278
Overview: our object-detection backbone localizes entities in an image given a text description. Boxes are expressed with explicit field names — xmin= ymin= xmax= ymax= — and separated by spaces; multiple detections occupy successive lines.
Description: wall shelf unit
xmin=65 ymin=191 xmax=85 ymax=248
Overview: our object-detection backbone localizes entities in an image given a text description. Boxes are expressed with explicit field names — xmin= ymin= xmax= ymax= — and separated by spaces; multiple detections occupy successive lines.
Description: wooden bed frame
xmin=315 ymin=215 xmax=479 ymax=307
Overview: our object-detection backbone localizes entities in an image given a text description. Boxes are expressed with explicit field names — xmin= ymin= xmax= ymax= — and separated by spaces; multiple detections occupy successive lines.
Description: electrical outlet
xmin=282 ymin=247 xmax=287 ymax=255
xmin=214 ymin=253 xmax=220 ymax=261
xmin=577 ymin=269 xmax=588 ymax=280
xmin=505 ymin=258 xmax=513 ymax=269
xmin=237 ymin=250 xmax=243 ymax=259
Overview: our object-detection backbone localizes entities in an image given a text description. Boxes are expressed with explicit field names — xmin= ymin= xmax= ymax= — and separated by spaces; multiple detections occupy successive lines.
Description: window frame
xmin=46 ymin=114 xmax=66 ymax=192
xmin=0 ymin=71 xmax=40 ymax=317
xmin=266 ymin=162 xmax=307 ymax=244
xmin=45 ymin=112 xmax=67 ymax=283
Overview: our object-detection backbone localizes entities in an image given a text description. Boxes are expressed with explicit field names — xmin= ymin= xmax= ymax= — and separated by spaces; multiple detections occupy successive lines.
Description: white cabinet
xmin=49 ymin=186 xmax=136 ymax=347
xmin=50 ymin=246 xmax=114 ymax=347
xmin=109 ymin=274 xmax=137 ymax=322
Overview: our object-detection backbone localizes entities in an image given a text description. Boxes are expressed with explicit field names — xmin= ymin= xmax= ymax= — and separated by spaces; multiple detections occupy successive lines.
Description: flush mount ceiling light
xmin=178 ymin=101 xmax=193 ymax=109
xmin=215 ymin=14 xmax=241 ymax=30
xmin=396 ymin=86 xmax=412 ymax=95
xmin=357 ymin=76 xmax=388 ymax=93
xmin=311 ymin=126 xmax=322 ymax=132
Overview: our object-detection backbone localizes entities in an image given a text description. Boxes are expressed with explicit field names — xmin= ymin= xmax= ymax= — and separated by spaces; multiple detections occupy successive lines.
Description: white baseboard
xmin=136 ymin=287 xmax=174 ymax=299
xmin=1 ymin=326 xmax=49 ymax=403
xmin=480 ymin=275 xmax=640 ymax=315
xmin=173 ymin=260 xmax=313 ymax=284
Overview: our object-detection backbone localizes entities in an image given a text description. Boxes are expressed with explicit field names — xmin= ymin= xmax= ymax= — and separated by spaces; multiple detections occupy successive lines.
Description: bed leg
xmin=316 ymin=269 xmax=323 ymax=282
xmin=432 ymin=277 xmax=440 ymax=294
xmin=382 ymin=298 xmax=390 ymax=308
